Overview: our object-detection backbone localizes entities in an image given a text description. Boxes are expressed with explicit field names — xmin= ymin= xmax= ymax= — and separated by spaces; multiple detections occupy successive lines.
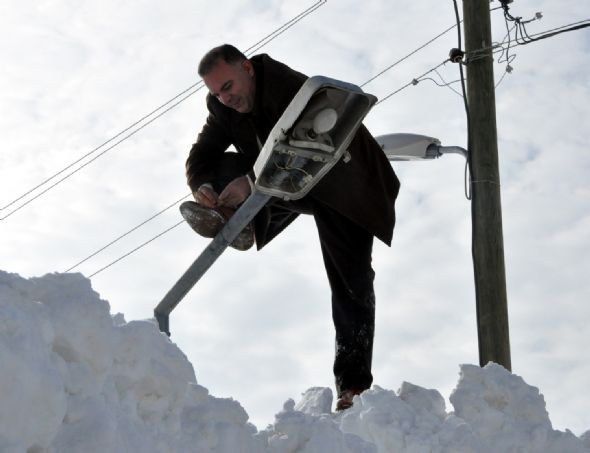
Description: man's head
xmin=198 ymin=44 xmax=256 ymax=114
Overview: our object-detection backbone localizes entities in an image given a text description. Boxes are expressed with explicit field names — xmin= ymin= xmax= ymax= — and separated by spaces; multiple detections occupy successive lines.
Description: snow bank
xmin=0 ymin=270 xmax=588 ymax=452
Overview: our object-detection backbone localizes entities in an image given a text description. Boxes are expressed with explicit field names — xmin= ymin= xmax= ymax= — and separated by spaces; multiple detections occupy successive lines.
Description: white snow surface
xmin=0 ymin=270 xmax=588 ymax=453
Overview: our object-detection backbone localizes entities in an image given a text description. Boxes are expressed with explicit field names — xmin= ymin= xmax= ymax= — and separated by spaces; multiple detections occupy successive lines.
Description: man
xmin=183 ymin=44 xmax=400 ymax=410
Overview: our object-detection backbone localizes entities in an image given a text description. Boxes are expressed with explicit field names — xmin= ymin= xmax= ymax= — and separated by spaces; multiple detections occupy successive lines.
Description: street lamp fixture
xmin=376 ymin=133 xmax=468 ymax=161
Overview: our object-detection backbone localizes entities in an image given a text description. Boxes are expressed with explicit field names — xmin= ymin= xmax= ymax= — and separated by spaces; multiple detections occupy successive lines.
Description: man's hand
xmin=218 ymin=176 xmax=251 ymax=208
xmin=193 ymin=185 xmax=219 ymax=208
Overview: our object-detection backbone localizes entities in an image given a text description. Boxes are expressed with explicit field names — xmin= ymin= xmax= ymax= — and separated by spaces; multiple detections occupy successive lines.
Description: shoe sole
xmin=180 ymin=201 xmax=225 ymax=238
xmin=179 ymin=201 xmax=254 ymax=251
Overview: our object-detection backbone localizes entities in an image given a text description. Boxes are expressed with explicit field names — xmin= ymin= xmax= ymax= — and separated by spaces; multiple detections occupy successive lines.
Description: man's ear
xmin=242 ymin=59 xmax=254 ymax=77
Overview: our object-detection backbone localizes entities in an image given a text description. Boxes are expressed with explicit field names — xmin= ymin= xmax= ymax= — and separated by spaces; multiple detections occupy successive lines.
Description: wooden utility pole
xmin=462 ymin=0 xmax=511 ymax=370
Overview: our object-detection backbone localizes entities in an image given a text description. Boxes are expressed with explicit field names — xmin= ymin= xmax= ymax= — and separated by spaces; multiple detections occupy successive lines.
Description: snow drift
xmin=0 ymin=270 xmax=588 ymax=452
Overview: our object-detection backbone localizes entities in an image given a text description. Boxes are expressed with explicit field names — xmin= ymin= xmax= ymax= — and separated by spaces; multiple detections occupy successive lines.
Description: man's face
xmin=202 ymin=59 xmax=256 ymax=113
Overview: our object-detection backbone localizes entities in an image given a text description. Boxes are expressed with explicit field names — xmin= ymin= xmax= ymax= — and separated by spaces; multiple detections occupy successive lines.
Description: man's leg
xmin=254 ymin=197 xmax=312 ymax=249
xmin=311 ymin=203 xmax=376 ymax=400
xmin=246 ymin=192 xmax=376 ymax=403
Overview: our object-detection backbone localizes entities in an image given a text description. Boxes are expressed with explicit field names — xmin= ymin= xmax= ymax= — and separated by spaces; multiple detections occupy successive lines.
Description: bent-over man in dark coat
xmin=183 ymin=44 xmax=400 ymax=411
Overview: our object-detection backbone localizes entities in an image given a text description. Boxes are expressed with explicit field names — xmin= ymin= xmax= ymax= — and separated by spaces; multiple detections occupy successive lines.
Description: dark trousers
xmin=268 ymin=199 xmax=375 ymax=396
xmin=211 ymin=153 xmax=376 ymax=396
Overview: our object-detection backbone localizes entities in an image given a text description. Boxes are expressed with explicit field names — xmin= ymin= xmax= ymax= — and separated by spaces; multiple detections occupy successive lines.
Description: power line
xmin=86 ymin=57 xmax=459 ymax=278
xmin=1 ymin=87 xmax=202 ymax=221
xmin=360 ymin=22 xmax=458 ymax=88
xmin=0 ymin=0 xmax=327 ymax=221
xmin=394 ymin=14 xmax=516 ymax=100
xmin=515 ymin=19 xmax=590 ymax=44
xmin=73 ymin=6 xmax=504 ymax=278
xmin=0 ymin=82 xmax=201 ymax=214
xmin=375 ymin=59 xmax=451 ymax=105
xmin=245 ymin=0 xmax=327 ymax=55
xmin=433 ymin=68 xmax=463 ymax=97
xmin=64 ymin=193 xmax=191 ymax=272
xmin=87 ymin=220 xmax=185 ymax=278
xmin=62 ymin=2 xmax=327 ymax=274
xmin=452 ymin=0 xmax=471 ymax=201
xmin=73 ymin=16 xmax=461 ymax=276
xmin=72 ymin=10 xmax=590 ymax=279
xmin=360 ymin=4 xmax=504 ymax=89
xmin=466 ymin=18 xmax=590 ymax=62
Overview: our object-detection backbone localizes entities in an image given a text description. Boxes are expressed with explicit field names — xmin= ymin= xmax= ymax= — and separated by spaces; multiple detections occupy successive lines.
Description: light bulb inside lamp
xmin=310 ymin=108 xmax=338 ymax=137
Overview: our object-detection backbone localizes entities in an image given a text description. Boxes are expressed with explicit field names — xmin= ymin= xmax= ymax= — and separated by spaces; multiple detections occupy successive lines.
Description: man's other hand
xmin=218 ymin=176 xmax=251 ymax=208
xmin=193 ymin=185 xmax=219 ymax=208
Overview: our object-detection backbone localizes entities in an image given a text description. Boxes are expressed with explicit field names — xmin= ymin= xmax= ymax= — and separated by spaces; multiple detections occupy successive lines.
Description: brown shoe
xmin=335 ymin=389 xmax=363 ymax=412
xmin=179 ymin=201 xmax=254 ymax=251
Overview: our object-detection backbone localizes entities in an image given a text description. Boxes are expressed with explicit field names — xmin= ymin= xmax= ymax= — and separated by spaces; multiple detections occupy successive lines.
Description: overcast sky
xmin=1 ymin=0 xmax=589 ymax=434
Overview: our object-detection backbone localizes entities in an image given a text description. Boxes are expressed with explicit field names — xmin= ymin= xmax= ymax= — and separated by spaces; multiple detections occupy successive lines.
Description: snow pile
xmin=0 ymin=270 xmax=588 ymax=453
xmin=0 ymin=271 xmax=256 ymax=452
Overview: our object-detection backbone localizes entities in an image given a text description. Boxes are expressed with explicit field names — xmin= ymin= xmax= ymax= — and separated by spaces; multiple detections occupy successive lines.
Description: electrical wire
xmin=370 ymin=5 xmax=515 ymax=102
xmin=432 ymin=68 xmax=463 ymax=97
xmin=71 ymin=10 xmax=457 ymax=275
xmin=0 ymin=0 xmax=327 ymax=221
xmin=1 ymin=88 xmax=201 ymax=221
xmin=87 ymin=54 xmax=456 ymax=278
xmin=515 ymin=19 xmax=590 ymax=45
xmin=494 ymin=67 xmax=511 ymax=89
xmin=70 ymin=7 xmax=590 ymax=279
xmin=417 ymin=75 xmax=462 ymax=94
xmin=451 ymin=0 xmax=472 ymax=201
xmin=462 ymin=18 xmax=590 ymax=90
xmin=360 ymin=4 xmax=504 ymax=89
xmin=375 ymin=59 xmax=451 ymax=105
xmin=360 ymin=22 xmax=459 ymax=89
xmin=62 ymin=1 xmax=327 ymax=275
xmin=0 ymin=82 xmax=201 ymax=214
xmin=64 ymin=193 xmax=191 ymax=272
xmin=87 ymin=220 xmax=185 ymax=278
xmin=245 ymin=0 xmax=326 ymax=55
xmin=453 ymin=0 xmax=484 ymax=362
xmin=76 ymin=5 xmax=506 ymax=278
xmin=466 ymin=18 xmax=590 ymax=62
xmin=497 ymin=23 xmax=518 ymax=65
xmin=495 ymin=2 xmax=539 ymax=82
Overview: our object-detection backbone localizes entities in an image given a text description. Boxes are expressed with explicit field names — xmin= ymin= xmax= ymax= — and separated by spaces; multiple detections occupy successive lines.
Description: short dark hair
xmin=198 ymin=44 xmax=247 ymax=76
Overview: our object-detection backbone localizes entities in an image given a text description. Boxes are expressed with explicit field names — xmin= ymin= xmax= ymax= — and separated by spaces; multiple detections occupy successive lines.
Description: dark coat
xmin=186 ymin=54 xmax=400 ymax=247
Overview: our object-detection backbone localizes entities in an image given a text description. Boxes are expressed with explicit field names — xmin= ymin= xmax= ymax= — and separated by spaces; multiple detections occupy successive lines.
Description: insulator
xmin=449 ymin=48 xmax=465 ymax=63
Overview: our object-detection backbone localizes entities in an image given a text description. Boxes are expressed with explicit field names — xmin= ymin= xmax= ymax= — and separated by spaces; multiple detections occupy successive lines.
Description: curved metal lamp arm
xmin=437 ymin=145 xmax=468 ymax=159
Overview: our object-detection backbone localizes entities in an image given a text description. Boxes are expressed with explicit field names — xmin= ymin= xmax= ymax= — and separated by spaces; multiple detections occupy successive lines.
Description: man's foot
xmin=335 ymin=389 xmax=363 ymax=412
xmin=179 ymin=201 xmax=254 ymax=251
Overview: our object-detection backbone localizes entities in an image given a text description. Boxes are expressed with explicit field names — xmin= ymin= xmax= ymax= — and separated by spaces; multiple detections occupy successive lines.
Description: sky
xmin=1 ymin=0 xmax=589 ymax=435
